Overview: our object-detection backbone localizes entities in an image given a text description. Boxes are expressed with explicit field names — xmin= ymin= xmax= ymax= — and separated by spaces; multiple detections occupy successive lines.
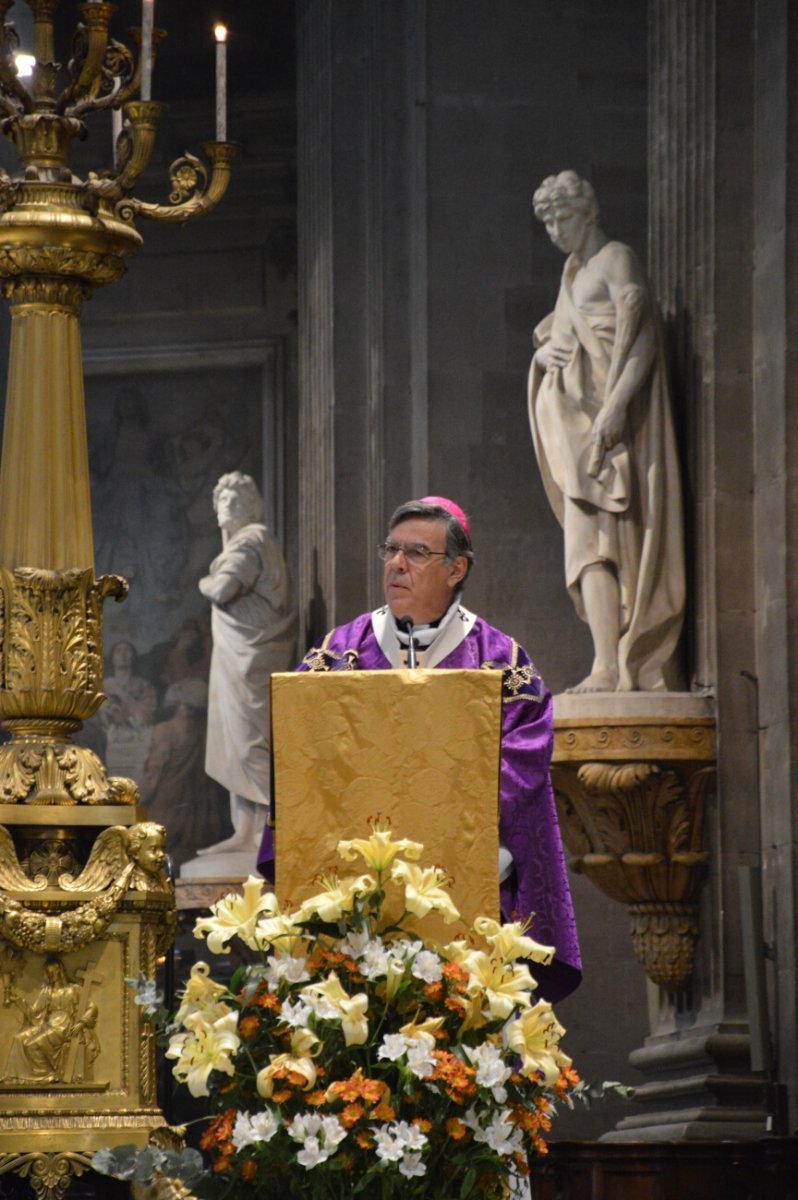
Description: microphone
xmin=396 ymin=615 xmax=417 ymax=669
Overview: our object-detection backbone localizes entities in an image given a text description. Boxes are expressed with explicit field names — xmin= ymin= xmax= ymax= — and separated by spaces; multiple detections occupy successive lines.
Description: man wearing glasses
xmin=266 ymin=496 xmax=580 ymax=1002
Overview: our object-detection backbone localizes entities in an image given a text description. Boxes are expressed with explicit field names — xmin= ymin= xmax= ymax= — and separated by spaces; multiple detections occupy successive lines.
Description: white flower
xmin=399 ymin=1152 xmax=427 ymax=1178
xmin=378 ymin=1033 xmax=409 ymax=1062
xmin=483 ymin=1112 xmax=524 ymax=1157
xmin=395 ymin=939 xmax=424 ymax=961
xmin=406 ymin=1041 xmax=435 ymax=1079
xmin=373 ymin=1120 xmax=429 ymax=1165
xmin=297 ymin=1136 xmax=325 ymax=1169
xmin=341 ymin=928 xmax=372 ymax=958
xmin=280 ymin=996 xmax=313 ymax=1027
xmin=359 ymin=940 xmax=392 ymax=979
xmin=373 ymin=1127 xmax=404 ymax=1163
xmin=464 ymin=1042 xmax=512 ymax=1102
xmin=232 ymin=1109 xmax=280 ymax=1150
xmin=411 ymin=949 xmax=443 ymax=984
xmin=397 ymin=1121 xmax=427 ymax=1151
xmin=320 ymin=1115 xmax=347 ymax=1147
xmin=286 ymin=1112 xmax=346 ymax=1169
xmin=265 ymin=954 xmax=310 ymax=989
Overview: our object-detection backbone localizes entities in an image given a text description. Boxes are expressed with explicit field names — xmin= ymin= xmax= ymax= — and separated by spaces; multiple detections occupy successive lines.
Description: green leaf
xmin=460 ymin=1167 xmax=477 ymax=1198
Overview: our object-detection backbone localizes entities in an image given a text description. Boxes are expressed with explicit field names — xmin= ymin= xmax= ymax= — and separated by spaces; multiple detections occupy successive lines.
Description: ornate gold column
xmin=550 ymin=693 xmax=715 ymax=991
xmin=0 ymin=2 xmax=235 ymax=1190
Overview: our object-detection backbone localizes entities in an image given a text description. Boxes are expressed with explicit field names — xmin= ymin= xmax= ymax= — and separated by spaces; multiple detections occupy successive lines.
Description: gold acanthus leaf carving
xmin=0 ymin=742 xmax=42 ymax=802
xmin=0 ymin=826 xmax=47 ymax=892
xmin=0 ymin=1153 xmax=92 ymax=1200
xmin=578 ymin=762 xmax=658 ymax=794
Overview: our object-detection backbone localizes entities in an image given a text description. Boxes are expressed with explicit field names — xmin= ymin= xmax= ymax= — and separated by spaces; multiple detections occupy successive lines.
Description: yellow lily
xmin=398 ymin=1015 xmax=445 ymax=1046
xmin=193 ymin=876 xmax=279 ymax=954
xmin=461 ymin=950 xmax=536 ymax=1019
xmin=337 ymin=825 xmax=423 ymax=871
xmin=255 ymin=910 xmax=307 ymax=956
xmin=295 ymin=872 xmax=376 ymax=922
xmin=174 ymin=961 xmax=230 ymax=1026
xmin=505 ymin=1001 xmax=571 ymax=1087
xmin=165 ymin=1010 xmax=240 ymax=1098
xmin=441 ymin=937 xmax=471 ymax=964
xmin=302 ymin=972 xmax=369 ymax=1046
xmin=256 ymin=1026 xmax=320 ymax=1098
xmin=391 ymin=860 xmax=461 ymax=924
xmin=473 ymin=916 xmax=554 ymax=965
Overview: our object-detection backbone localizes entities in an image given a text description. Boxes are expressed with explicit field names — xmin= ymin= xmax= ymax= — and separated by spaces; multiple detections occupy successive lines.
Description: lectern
xmin=271 ymin=669 xmax=502 ymax=929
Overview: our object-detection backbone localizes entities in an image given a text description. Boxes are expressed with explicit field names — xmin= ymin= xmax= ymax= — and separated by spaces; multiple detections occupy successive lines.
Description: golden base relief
xmin=0 ymin=1152 xmax=93 ymax=1200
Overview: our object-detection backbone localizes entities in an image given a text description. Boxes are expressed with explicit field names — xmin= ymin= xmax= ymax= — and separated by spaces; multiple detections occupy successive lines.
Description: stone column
xmin=296 ymin=0 xmax=429 ymax=644
xmin=611 ymin=0 xmax=797 ymax=1137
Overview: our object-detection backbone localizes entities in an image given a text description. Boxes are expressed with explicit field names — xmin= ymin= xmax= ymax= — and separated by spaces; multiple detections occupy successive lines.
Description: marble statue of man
xmin=196 ymin=471 xmax=297 ymax=859
xmin=528 ymin=170 xmax=684 ymax=692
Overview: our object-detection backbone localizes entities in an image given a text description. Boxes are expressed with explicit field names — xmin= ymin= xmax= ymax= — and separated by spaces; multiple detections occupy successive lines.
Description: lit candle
xmin=215 ymin=24 xmax=228 ymax=142
xmin=141 ymin=0 xmax=154 ymax=101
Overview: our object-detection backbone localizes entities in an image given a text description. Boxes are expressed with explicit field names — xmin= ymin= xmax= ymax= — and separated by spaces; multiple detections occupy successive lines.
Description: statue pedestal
xmin=550 ymin=692 xmax=768 ymax=1140
xmin=179 ymin=849 xmax=258 ymax=882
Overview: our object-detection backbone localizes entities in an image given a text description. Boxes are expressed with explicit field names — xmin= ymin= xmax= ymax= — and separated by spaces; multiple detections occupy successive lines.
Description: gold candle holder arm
xmin=56 ymin=2 xmax=116 ymax=112
xmin=117 ymin=140 xmax=237 ymax=224
xmin=84 ymin=98 xmax=161 ymax=199
xmin=66 ymin=27 xmax=165 ymax=119
xmin=0 ymin=24 xmax=33 ymax=115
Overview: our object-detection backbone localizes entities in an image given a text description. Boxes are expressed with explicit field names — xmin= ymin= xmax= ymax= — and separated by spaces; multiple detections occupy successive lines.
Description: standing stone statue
xmin=196 ymin=471 xmax=297 ymax=861
xmin=528 ymin=170 xmax=684 ymax=692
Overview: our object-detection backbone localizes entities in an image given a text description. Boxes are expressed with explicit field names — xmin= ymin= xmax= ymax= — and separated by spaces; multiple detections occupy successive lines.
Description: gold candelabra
xmin=0 ymin=2 xmax=235 ymax=1193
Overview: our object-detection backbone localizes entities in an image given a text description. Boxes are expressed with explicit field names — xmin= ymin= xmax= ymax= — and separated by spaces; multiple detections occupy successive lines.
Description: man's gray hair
xmin=388 ymin=500 xmax=475 ymax=583
xmin=213 ymin=471 xmax=263 ymax=523
xmin=533 ymin=170 xmax=598 ymax=223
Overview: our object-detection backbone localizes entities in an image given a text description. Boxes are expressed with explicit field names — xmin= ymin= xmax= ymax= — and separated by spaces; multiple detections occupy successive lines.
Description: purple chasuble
xmin=258 ymin=609 xmax=581 ymax=1002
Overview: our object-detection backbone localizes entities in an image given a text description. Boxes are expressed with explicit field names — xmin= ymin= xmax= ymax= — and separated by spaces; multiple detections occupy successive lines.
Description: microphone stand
xmin=397 ymin=616 xmax=418 ymax=668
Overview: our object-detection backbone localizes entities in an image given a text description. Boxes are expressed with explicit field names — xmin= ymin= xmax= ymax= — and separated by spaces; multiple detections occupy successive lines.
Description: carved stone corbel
xmin=551 ymin=694 xmax=716 ymax=991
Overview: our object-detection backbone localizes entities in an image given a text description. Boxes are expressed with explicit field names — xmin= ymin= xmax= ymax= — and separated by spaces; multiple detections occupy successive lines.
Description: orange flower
xmin=554 ymin=1065 xmax=580 ymax=1097
xmin=326 ymin=1070 xmax=388 ymax=1106
xmin=270 ymin=1087 xmax=293 ymax=1104
xmin=241 ymin=1159 xmax=258 ymax=1183
xmin=212 ymin=1154 xmax=232 ymax=1174
xmin=512 ymin=1152 xmax=530 ymax=1176
xmin=442 ymin=962 xmax=469 ymax=986
xmin=306 ymin=1089 xmax=327 ymax=1107
xmin=412 ymin=1118 xmax=431 ymax=1133
xmin=445 ymin=1117 xmax=468 ymax=1141
xmin=249 ymin=986 xmax=280 ymax=1012
xmin=355 ymin=1130 xmax=374 ymax=1149
xmin=532 ymin=1135 xmax=549 ymax=1156
xmin=340 ymin=1103 xmax=365 ymax=1127
xmin=424 ymin=982 xmax=443 ymax=1002
xmin=238 ymin=1016 xmax=259 ymax=1039
xmin=200 ymin=1110 xmax=235 ymax=1150
xmin=370 ymin=1101 xmax=395 ymax=1121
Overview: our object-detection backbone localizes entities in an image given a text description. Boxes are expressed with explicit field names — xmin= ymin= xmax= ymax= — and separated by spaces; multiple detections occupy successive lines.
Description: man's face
xmin=215 ymin=486 xmax=245 ymax=532
xmin=543 ymin=205 xmax=591 ymax=255
xmin=382 ymin=517 xmax=466 ymax=624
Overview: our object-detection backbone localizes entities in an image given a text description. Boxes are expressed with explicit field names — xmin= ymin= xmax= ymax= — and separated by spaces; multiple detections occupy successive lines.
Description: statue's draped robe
xmin=528 ymin=247 xmax=684 ymax=690
xmin=205 ymin=522 xmax=297 ymax=807
xmin=259 ymin=606 xmax=581 ymax=1003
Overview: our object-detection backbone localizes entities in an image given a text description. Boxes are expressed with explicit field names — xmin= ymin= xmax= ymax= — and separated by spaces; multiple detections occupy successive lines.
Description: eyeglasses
xmin=377 ymin=541 xmax=448 ymax=566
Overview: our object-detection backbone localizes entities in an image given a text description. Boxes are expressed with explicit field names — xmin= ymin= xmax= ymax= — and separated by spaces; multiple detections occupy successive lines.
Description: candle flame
xmin=214 ymin=24 xmax=228 ymax=43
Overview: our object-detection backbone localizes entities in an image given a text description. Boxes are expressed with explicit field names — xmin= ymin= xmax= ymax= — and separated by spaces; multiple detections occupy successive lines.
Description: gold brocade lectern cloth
xmin=272 ymin=669 xmax=502 ymax=930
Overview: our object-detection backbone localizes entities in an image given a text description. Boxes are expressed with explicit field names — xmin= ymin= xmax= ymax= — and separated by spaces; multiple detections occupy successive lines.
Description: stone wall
xmin=296 ymin=0 xmax=653 ymax=1139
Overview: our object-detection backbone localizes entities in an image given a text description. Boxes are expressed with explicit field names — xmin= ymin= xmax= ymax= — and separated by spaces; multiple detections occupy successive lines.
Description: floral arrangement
xmin=95 ymin=818 xmax=581 ymax=1200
